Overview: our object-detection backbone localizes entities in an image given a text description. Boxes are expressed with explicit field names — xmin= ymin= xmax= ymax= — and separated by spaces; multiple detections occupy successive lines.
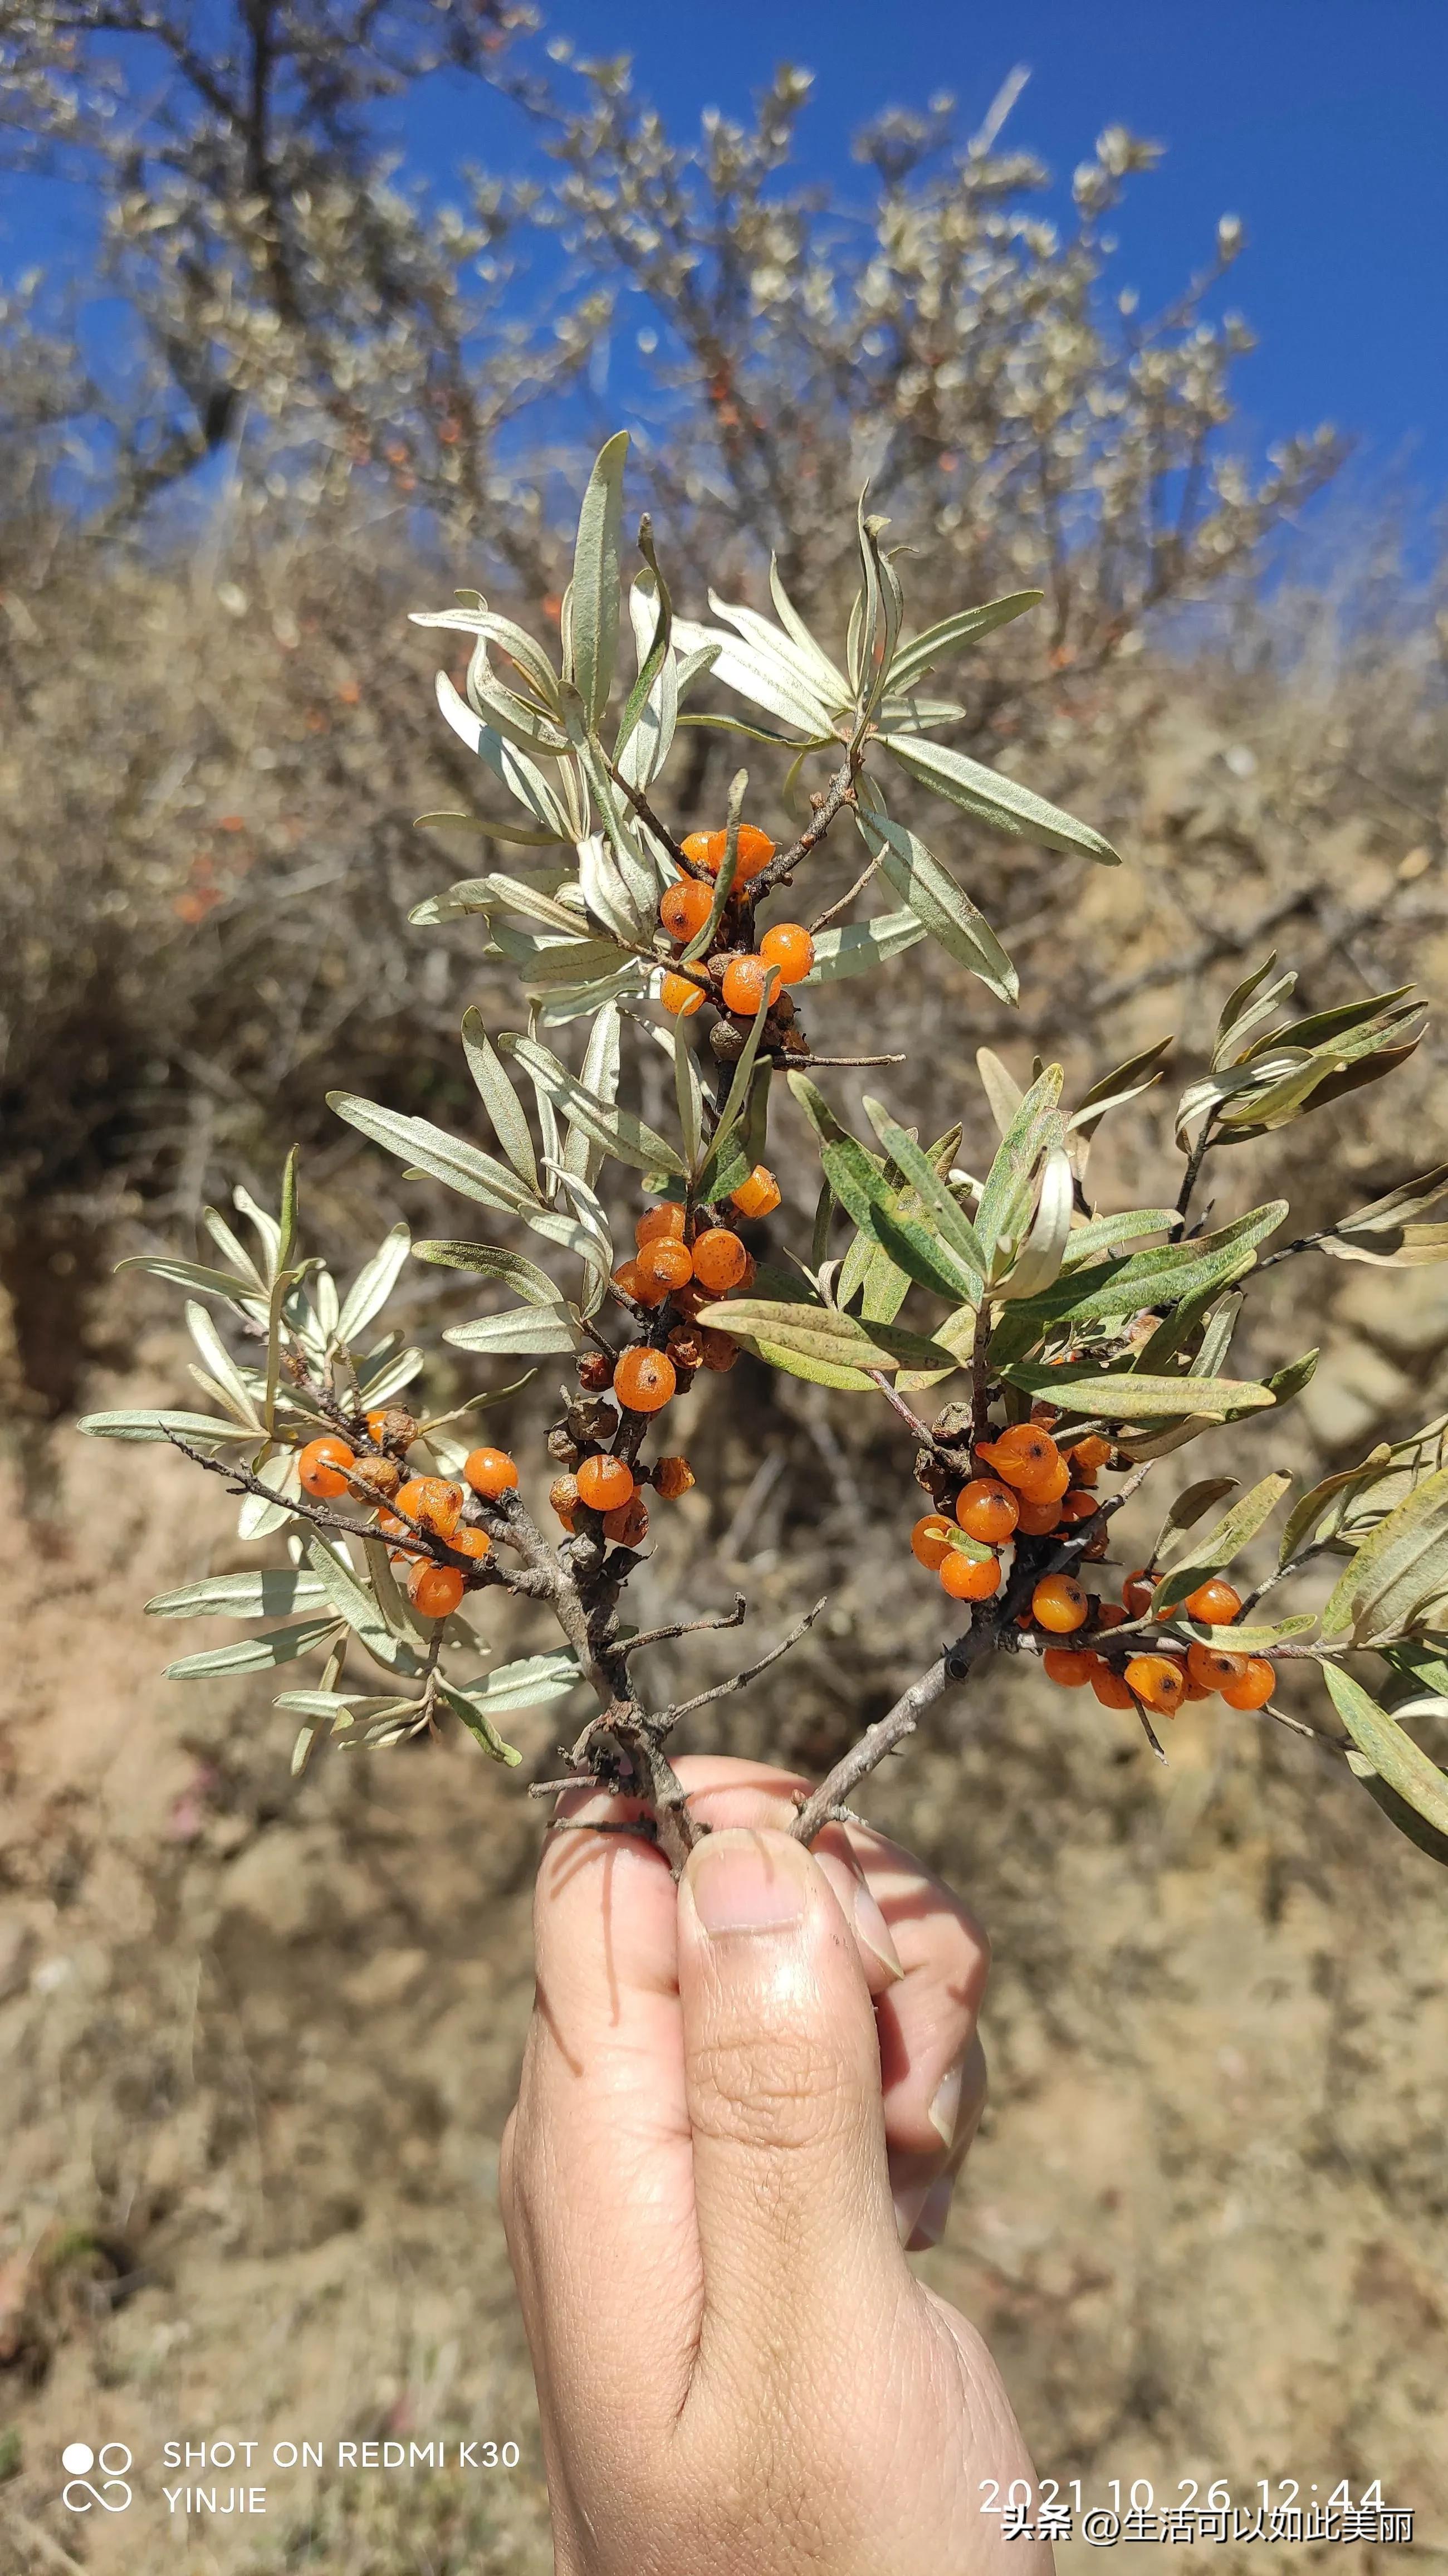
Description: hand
xmin=501 ymin=1756 xmax=1050 ymax=2574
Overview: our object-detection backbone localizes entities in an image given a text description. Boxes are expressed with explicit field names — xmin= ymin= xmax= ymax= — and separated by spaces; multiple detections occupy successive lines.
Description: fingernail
xmin=928 ymin=2055 xmax=965 ymax=2149
xmin=688 ymin=1829 xmax=810 ymax=1937
xmin=894 ymin=2179 xmax=930 ymax=2247
xmin=853 ymin=1880 xmax=905 ymax=1980
xmin=912 ymin=2171 xmax=955 ymax=2250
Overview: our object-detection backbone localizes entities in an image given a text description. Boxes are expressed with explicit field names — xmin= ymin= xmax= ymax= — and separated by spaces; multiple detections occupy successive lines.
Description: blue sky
xmin=401 ymin=0 xmax=1448 ymax=519
xmin=8 ymin=0 xmax=1445 ymax=531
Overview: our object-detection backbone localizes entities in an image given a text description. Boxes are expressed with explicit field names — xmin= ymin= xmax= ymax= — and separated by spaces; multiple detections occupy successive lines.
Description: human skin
xmin=500 ymin=1755 xmax=1053 ymax=2575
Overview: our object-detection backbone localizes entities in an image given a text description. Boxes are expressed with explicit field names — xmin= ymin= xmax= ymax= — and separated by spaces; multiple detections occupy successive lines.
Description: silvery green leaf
xmin=1212 ymin=954 xmax=1297 ymax=1069
xmin=672 ymin=612 xmax=837 ymax=738
xmin=435 ymin=673 xmax=588 ymax=840
xmin=185 ymin=1301 xmax=261 ymax=1426
xmin=355 ymin=1345 xmax=426 ymax=1405
xmin=433 ymin=1677 xmax=519 ymax=1764
xmin=505 ymin=1036 xmax=684 ymax=1175
xmin=335 ymin=1224 xmax=412 ymax=1350
xmin=444 ymin=1307 xmax=578 ymax=1355
xmin=233 ymin=1184 xmax=282 ymax=1278
xmin=1150 ymin=1477 xmax=1240 ymax=1564
xmin=305 ymin=1539 xmax=425 ymax=1674
xmin=1061 ymin=1209 xmax=1178 ymax=1267
xmin=974 ymin=1066 xmax=1065 ymax=1274
xmin=116 ymin=1253 xmax=266 ymax=1316
xmin=875 ymin=694 xmax=967 ymax=732
xmin=146 ymin=1567 xmax=331 ymax=1620
xmin=995 ymin=1147 xmax=1075 ymax=1300
xmin=767 ymin=557 xmax=851 ymax=702
xmin=802 ymin=910 xmax=927 ymax=981
xmin=794 ymin=1080 xmax=976 ymax=1305
xmin=696 ymin=1296 xmax=961 ymax=1381
xmin=463 ymin=872 xmax=591 ymax=938
xmin=536 ymin=963 xmax=649 ymax=1024
xmin=672 ymin=1023 xmax=704 ymax=1168
xmin=455 ymin=1650 xmax=583 ymax=1711
xmin=203 ymin=1205 xmax=265 ymax=1285
xmin=569 ymin=430 xmax=629 ymax=728
xmin=880 ymin=731 xmax=1119 ymax=864
xmin=461 ymin=1008 xmax=539 ymax=1189
xmin=1324 ymin=1665 xmax=1448 ymax=1846
xmin=853 ymin=794 xmax=1017 ymax=1000
xmin=565 ymin=1002 xmax=621 ymax=1187
xmin=461 ymin=641 xmax=571 ymax=758
xmin=999 ymin=1202 xmax=1286 ymax=1336
xmin=165 ymin=1614 xmax=344 ymax=1681
xmin=412 ymin=1241 xmax=562 ymax=1301
xmin=1321 ymin=1463 xmax=1448 ymax=1645
xmin=577 ymin=831 xmax=653 ymax=944
xmin=408 ymin=603 xmax=561 ymax=711
xmin=79 ymin=1407 xmax=257 ymax=1445
xmin=1151 ymin=1472 xmax=1293 ymax=1609
xmin=859 ymin=1100 xmax=987 ymax=1292
xmin=1067 ymin=1041 xmax=1173 ymax=1145
xmin=886 ymin=592 xmax=1044 ymax=694
xmin=1000 ymin=1362 xmax=1276 ymax=1421
xmin=617 ymin=567 xmax=678 ymax=786
xmin=328 ymin=1093 xmax=537 ymax=1213
xmin=516 ymin=936 xmax=635 ymax=992
xmin=238 ymin=1446 xmax=301 ymax=1541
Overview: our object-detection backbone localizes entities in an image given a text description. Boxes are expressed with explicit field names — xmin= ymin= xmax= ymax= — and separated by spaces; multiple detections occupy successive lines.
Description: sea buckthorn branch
xmin=617 ymin=1596 xmax=749 ymax=1661
xmin=752 ymin=754 xmax=861 ymax=900
xmin=660 ymin=1596 xmax=829 ymax=1725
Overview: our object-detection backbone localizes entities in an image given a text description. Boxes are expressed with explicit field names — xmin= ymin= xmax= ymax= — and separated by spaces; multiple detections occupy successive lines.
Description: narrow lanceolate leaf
xmin=568 ymin=430 xmax=629 ymax=728
xmin=335 ymin=1224 xmax=412 ymax=1350
xmin=694 ymin=1297 xmax=962 ymax=1380
xmin=164 ymin=1616 xmax=343 ymax=1680
xmin=997 ymin=1202 xmax=1287 ymax=1341
xmin=853 ymin=801 xmax=1017 ymax=1000
xmin=1175 ymin=1616 xmax=1316 ymax=1652
xmin=1151 ymin=1472 xmax=1293 ymax=1611
xmin=146 ymin=1568 xmax=331 ymax=1621
xmin=186 ymin=1300 xmax=259 ymax=1424
xmin=454 ymin=1651 xmax=583 ymax=1711
xmin=802 ymin=910 xmax=928 ymax=982
xmin=815 ymin=1131 xmax=976 ymax=1304
xmin=328 ymin=1094 xmax=536 ymax=1213
xmin=1324 ymin=1665 xmax=1448 ymax=1845
xmin=880 ymin=731 xmax=1119 ymax=863
xmin=78 ymin=1408 xmax=257 ymax=1445
xmin=860 ymin=1100 xmax=987 ymax=1294
xmin=115 ymin=1254 xmax=265 ymax=1312
xmin=884 ymin=592 xmax=1044 ymax=694
xmin=461 ymin=1008 xmax=539 ymax=1188
xmin=1000 ymin=1363 xmax=1276 ymax=1421
xmin=974 ymin=1066 xmax=1065 ymax=1273
xmin=1320 ymin=1463 xmax=1448 ymax=1645
xmin=1151 ymin=1478 xmax=1239 ymax=1564
xmin=412 ymin=1241 xmax=561 ymax=1301
xmin=1060 ymin=1209 xmax=1178 ymax=1267
xmin=444 ymin=1307 xmax=579 ymax=1355
xmin=671 ymin=613 xmax=838 ymax=738
xmin=305 ymin=1539 xmax=425 ymax=1675
xmin=436 ymin=1677 xmax=522 ymax=1765
xmin=995 ymin=1147 xmax=1075 ymax=1301
xmin=505 ymin=1036 xmax=684 ymax=1175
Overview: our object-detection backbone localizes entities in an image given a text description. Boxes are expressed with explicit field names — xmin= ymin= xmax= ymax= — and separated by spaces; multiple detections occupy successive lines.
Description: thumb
xmin=677 ymin=1825 xmax=902 ymax=2375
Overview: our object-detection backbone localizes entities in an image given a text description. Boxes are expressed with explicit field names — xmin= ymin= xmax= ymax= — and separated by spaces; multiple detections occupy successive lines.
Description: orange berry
xmin=1032 ymin=1574 xmax=1090 ymax=1635
xmin=1184 ymin=1680 xmax=1213 ymax=1702
xmin=637 ymin=1237 xmax=694 ymax=1294
xmin=394 ymin=1475 xmax=463 ymax=1538
xmin=911 ymin=1514 xmax=955 ymax=1569
xmin=1092 ymin=1666 xmax=1136 ymax=1709
xmin=463 ymin=1446 xmax=518 ymax=1500
xmin=407 ymin=1560 xmax=465 ymax=1619
xmin=613 ymin=1346 xmax=677 ymax=1412
xmin=1043 ymin=1646 xmax=1099 ymax=1687
xmin=613 ymin=1257 xmax=668 ymax=1309
xmin=731 ymin=1164 xmax=781 ymax=1219
xmin=659 ymin=877 xmax=715 ymax=942
xmin=977 ymin=1427 xmax=1060 ymax=1493
xmin=698 ymin=1326 xmax=738 ymax=1372
xmin=1125 ymin=1653 xmax=1188 ymax=1715
xmin=659 ymin=969 xmax=704 ymax=1017
xmin=733 ymin=824 xmax=776 ymax=881
xmin=451 ymin=1524 xmax=493 ymax=1560
xmin=1183 ymin=1577 xmax=1244 ymax=1626
xmin=720 ymin=952 xmax=780 ymax=1016
xmin=679 ymin=830 xmax=720 ymax=871
xmin=759 ymin=922 xmax=815 ymax=984
xmin=548 ymin=1474 xmax=579 ymax=1529
xmin=1094 ymin=1602 xmax=1128 ymax=1629
xmin=1219 ymin=1658 xmax=1275 ymax=1710
xmin=1058 ymin=1489 xmax=1098 ymax=1524
xmin=635 ymin=1203 xmax=688 ymax=1250
xmin=299 ymin=1434 xmax=355 ymax=1499
xmin=653 ymin=1455 xmax=696 ymax=1500
xmin=576 ymin=1453 xmax=634 ymax=1513
xmin=1014 ymin=1495 xmax=1064 ymax=1535
xmin=1122 ymin=1570 xmax=1155 ymax=1618
xmin=940 ymin=1547 xmax=1003 ymax=1601
xmin=1186 ymin=1641 xmax=1247 ymax=1690
xmin=691 ymin=1227 xmax=749 ymax=1293
xmin=602 ymin=1492 xmax=650 ymax=1546
xmin=956 ymin=1478 xmax=1020 ymax=1543
xmin=1067 ymin=1434 xmax=1112 ymax=1482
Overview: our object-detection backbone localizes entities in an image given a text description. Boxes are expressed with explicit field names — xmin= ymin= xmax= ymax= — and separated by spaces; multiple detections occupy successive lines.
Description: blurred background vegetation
xmin=2 ymin=8 xmax=1447 ymax=2567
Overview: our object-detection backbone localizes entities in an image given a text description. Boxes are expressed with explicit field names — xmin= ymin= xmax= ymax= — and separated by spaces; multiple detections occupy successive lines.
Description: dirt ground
xmin=1 ymin=1247 xmax=1446 ymax=2576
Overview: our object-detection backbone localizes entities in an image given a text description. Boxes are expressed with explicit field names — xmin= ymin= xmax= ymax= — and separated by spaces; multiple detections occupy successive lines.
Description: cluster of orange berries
xmin=911 ymin=1423 xmax=1108 ymax=1603
xmin=655 ymin=825 xmax=815 ymax=1024
xmin=605 ymin=1190 xmax=776 ymax=1398
xmin=297 ymin=1421 xmax=521 ymax=1622
xmin=908 ymin=1419 xmax=1277 ymax=1720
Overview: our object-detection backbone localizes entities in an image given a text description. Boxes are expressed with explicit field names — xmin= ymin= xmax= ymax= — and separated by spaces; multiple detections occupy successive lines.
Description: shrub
xmin=80 ymin=437 xmax=1448 ymax=1872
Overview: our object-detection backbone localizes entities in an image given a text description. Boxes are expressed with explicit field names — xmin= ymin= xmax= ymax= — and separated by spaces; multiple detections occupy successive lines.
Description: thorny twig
xmin=664 ymin=1597 xmax=828 ymax=1722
